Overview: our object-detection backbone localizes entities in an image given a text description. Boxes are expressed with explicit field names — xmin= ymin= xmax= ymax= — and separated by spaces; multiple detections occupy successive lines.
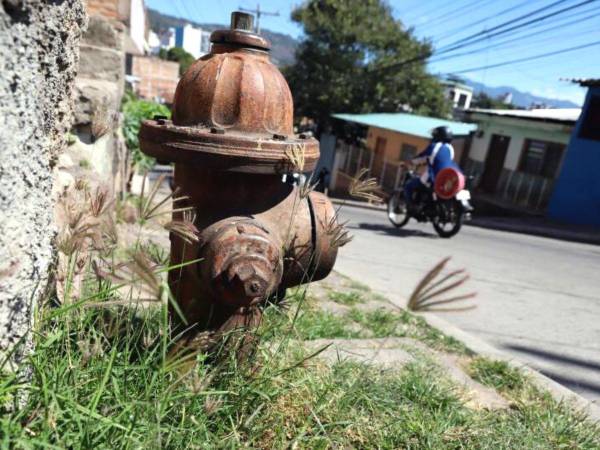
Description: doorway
xmin=481 ymin=134 xmax=510 ymax=193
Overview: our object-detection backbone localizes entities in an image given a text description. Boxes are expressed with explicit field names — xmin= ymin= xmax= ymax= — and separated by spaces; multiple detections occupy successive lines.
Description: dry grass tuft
xmin=138 ymin=173 xmax=193 ymax=222
xmin=284 ymin=143 xmax=306 ymax=172
xmin=349 ymin=168 xmax=383 ymax=203
xmin=407 ymin=257 xmax=477 ymax=312
xmin=91 ymin=250 xmax=164 ymax=305
xmin=323 ymin=215 xmax=353 ymax=249
xmin=164 ymin=211 xmax=199 ymax=244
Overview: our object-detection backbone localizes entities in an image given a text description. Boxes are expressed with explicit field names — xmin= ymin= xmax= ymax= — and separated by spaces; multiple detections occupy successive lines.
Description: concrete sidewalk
xmin=330 ymin=197 xmax=600 ymax=245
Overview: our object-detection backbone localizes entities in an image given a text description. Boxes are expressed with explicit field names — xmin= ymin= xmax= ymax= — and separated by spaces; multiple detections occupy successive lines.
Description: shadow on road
xmin=351 ymin=223 xmax=437 ymax=238
xmin=504 ymin=343 xmax=600 ymax=395
xmin=506 ymin=344 xmax=600 ymax=372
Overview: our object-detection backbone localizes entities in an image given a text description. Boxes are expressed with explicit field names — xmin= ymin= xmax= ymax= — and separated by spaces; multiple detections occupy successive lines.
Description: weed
xmin=408 ymin=257 xmax=477 ymax=312
xmin=469 ymin=357 xmax=527 ymax=392
xmin=328 ymin=290 xmax=364 ymax=305
xmin=348 ymin=279 xmax=370 ymax=292
xmin=348 ymin=168 xmax=383 ymax=203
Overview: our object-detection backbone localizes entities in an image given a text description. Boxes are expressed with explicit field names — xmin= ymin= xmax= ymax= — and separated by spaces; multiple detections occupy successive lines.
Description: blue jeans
xmin=404 ymin=176 xmax=425 ymax=205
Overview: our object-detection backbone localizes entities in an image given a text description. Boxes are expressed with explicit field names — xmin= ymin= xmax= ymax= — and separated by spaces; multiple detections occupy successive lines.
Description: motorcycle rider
xmin=403 ymin=125 xmax=458 ymax=212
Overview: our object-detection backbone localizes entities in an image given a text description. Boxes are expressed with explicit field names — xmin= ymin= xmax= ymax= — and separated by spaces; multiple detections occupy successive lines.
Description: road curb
xmin=418 ymin=311 xmax=600 ymax=423
xmin=335 ymin=264 xmax=600 ymax=422
xmin=467 ymin=219 xmax=600 ymax=246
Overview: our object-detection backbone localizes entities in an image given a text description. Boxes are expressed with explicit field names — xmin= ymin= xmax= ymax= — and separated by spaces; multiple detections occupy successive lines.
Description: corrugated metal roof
xmin=564 ymin=78 xmax=600 ymax=87
xmin=332 ymin=113 xmax=477 ymax=138
xmin=468 ymin=108 xmax=580 ymax=123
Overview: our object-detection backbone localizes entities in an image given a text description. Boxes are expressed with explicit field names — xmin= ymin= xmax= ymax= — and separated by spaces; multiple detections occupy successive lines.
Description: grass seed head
xmin=349 ymin=168 xmax=383 ymax=203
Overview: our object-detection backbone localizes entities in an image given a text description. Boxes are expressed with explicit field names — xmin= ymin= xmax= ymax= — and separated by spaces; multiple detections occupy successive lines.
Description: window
xmin=579 ymin=95 xmax=600 ymax=141
xmin=400 ymin=143 xmax=417 ymax=160
xmin=458 ymin=93 xmax=468 ymax=108
xmin=519 ymin=139 xmax=565 ymax=178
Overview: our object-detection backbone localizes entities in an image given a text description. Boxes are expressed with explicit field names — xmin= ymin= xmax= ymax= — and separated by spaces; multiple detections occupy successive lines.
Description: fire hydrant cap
xmin=138 ymin=12 xmax=319 ymax=174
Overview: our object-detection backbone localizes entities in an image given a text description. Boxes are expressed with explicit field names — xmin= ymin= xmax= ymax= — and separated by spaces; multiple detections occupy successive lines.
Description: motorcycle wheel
xmin=387 ymin=191 xmax=410 ymax=228
xmin=432 ymin=200 xmax=463 ymax=238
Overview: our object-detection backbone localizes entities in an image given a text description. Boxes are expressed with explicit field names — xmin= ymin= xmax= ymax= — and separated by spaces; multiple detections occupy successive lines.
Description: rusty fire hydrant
xmin=139 ymin=12 xmax=339 ymax=350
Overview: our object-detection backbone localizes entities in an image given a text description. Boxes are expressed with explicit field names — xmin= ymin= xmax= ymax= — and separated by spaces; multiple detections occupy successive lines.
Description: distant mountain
xmin=465 ymin=78 xmax=580 ymax=109
xmin=147 ymin=8 xmax=298 ymax=66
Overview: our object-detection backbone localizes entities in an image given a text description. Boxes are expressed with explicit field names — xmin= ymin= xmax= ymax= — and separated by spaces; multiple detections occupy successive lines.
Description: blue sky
xmin=146 ymin=0 xmax=600 ymax=106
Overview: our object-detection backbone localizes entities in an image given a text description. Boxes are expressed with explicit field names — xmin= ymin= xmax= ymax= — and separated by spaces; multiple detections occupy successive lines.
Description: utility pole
xmin=238 ymin=3 xmax=279 ymax=34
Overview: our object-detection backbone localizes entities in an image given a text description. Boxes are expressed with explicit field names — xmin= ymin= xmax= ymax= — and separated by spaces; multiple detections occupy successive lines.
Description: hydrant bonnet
xmin=139 ymin=11 xmax=320 ymax=174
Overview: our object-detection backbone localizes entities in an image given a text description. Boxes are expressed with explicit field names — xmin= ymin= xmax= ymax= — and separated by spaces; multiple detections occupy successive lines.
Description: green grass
xmin=469 ymin=357 xmax=527 ymax=392
xmin=1 ymin=286 xmax=599 ymax=448
xmin=327 ymin=290 xmax=364 ymax=305
xmin=347 ymin=307 xmax=469 ymax=354
xmin=2 ymin=200 xmax=598 ymax=450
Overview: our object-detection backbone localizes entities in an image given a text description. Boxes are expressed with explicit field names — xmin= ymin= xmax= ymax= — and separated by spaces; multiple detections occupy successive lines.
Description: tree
xmin=158 ymin=47 xmax=195 ymax=76
xmin=283 ymin=0 xmax=450 ymax=129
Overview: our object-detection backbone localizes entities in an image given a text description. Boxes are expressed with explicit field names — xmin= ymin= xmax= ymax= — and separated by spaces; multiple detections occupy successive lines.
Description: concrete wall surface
xmin=131 ymin=56 xmax=179 ymax=103
xmin=468 ymin=115 xmax=572 ymax=171
xmin=548 ymin=87 xmax=600 ymax=226
xmin=0 ymin=0 xmax=85 ymax=366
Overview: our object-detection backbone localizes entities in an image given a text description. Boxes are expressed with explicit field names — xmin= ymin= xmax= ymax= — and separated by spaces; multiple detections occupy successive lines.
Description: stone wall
xmin=0 ymin=0 xmax=86 ymax=366
xmin=68 ymin=13 xmax=127 ymax=195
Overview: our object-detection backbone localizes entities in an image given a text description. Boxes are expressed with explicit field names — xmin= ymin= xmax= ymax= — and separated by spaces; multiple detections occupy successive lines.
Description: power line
xmin=420 ymin=0 xmax=497 ymax=30
xmin=238 ymin=3 xmax=279 ymax=34
xmin=429 ymin=6 xmax=600 ymax=64
xmin=172 ymin=0 xmax=188 ymax=19
xmin=400 ymin=0 xmax=461 ymax=25
xmin=437 ymin=0 xmax=571 ymax=49
xmin=436 ymin=0 xmax=596 ymax=55
xmin=431 ymin=0 xmax=541 ymax=42
xmin=450 ymin=39 xmax=600 ymax=74
xmin=178 ymin=0 xmax=195 ymax=20
xmin=370 ymin=0 xmax=597 ymax=74
xmin=186 ymin=0 xmax=203 ymax=22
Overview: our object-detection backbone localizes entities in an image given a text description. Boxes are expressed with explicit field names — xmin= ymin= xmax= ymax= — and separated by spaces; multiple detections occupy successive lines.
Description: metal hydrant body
xmin=139 ymin=12 xmax=339 ymax=339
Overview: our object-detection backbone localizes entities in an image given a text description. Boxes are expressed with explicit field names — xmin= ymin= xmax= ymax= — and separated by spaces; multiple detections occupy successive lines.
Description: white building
xmin=200 ymin=30 xmax=211 ymax=54
xmin=462 ymin=108 xmax=581 ymax=212
xmin=442 ymin=80 xmax=474 ymax=110
xmin=128 ymin=0 xmax=147 ymax=54
xmin=174 ymin=24 xmax=210 ymax=59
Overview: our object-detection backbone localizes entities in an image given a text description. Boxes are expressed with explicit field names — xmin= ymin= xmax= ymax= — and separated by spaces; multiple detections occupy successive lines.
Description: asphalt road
xmin=335 ymin=205 xmax=600 ymax=404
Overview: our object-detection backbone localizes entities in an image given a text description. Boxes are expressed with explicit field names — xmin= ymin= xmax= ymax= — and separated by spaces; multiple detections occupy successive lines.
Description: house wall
xmin=366 ymin=126 xmax=429 ymax=161
xmin=548 ymin=87 xmax=600 ymax=226
xmin=132 ymin=56 xmax=179 ymax=103
xmin=175 ymin=24 xmax=203 ymax=59
xmin=129 ymin=0 xmax=147 ymax=54
xmin=468 ymin=116 xmax=572 ymax=171
xmin=86 ymin=0 xmax=120 ymax=20
xmin=366 ymin=126 xmax=469 ymax=168
xmin=465 ymin=114 xmax=574 ymax=212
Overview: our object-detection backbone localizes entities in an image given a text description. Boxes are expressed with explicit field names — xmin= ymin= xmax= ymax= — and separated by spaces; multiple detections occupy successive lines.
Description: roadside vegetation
xmin=1 ymin=94 xmax=597 ymax=447
xmin=122 ymin=92 xmax=170 ymax=175
xmin=1 ymin=277 xmax=599 ymax=448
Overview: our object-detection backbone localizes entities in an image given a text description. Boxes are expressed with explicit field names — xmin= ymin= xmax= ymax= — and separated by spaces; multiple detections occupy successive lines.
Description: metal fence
xmin=496 ymin=169 xmax=555 ymax=211
xmin=462 ymin=158 xmax=554 ymax=211
xmin=336 ymin=142 xmax=408 ymax=193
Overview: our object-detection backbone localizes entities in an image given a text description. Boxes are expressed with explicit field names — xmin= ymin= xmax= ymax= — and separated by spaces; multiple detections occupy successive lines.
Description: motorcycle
xmin=387 ymin=168 xmax=473 ymax=238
